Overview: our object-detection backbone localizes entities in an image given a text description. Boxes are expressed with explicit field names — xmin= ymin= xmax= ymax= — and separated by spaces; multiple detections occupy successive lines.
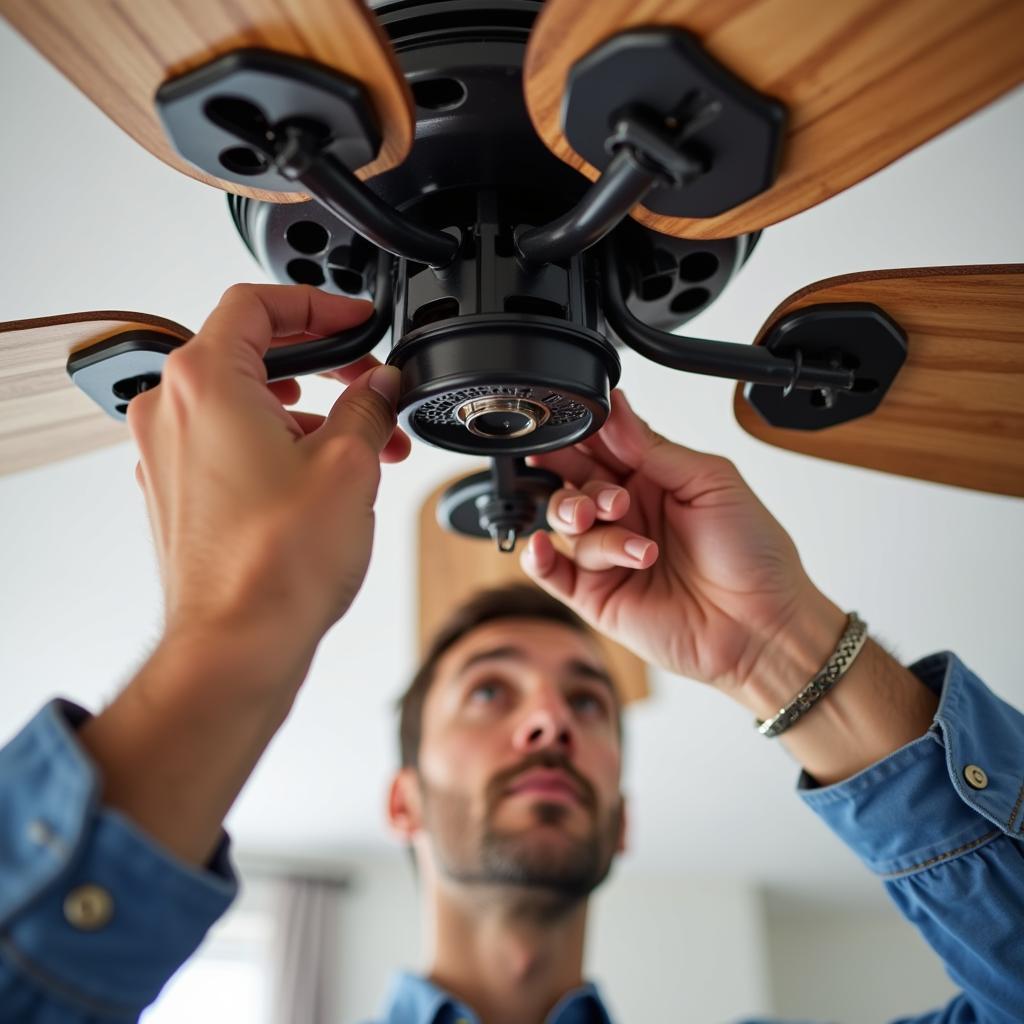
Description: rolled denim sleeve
xmin=0 ymin=699 xmax=238 ymax=1021
xmin=798 ymin=652 xmax=1024 ymax=1023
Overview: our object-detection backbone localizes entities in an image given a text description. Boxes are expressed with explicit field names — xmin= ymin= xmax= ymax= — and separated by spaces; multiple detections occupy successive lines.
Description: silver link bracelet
xmin=755 ymin=612 xmax=868 ymax=738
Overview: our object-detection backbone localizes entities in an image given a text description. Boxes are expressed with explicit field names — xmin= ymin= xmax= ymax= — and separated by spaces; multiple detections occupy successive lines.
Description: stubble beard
xmin=421 ymin=779 xmax=623 ymax=916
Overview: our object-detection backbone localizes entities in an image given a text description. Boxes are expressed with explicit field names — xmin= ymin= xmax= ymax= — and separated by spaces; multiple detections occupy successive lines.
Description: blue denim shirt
xmin=375 ymin=973 xmax=614 ymax=1024
xmin=0 ymin=651 xmax=1021 ymax=1023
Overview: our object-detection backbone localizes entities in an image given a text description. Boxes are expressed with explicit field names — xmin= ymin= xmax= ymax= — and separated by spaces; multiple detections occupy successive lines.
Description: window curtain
xmin=270 ymin=875 xmax=345 ymax=1024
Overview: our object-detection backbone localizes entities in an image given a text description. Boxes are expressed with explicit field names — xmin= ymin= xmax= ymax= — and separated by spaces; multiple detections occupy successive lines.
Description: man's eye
xmin=570 ymin=691 xmax=605 ymax=715
xmin=469 ymin=680 xmax=503 ymax=703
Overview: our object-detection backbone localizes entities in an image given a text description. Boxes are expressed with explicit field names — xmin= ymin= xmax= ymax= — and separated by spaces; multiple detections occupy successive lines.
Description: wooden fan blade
xmin=0 ymin=0 xmax=414 ymax=202
xmin=524 ymin=0 xmax=1024 ymax=240
xmin=418 ymin=474 xmax=650 ymax=705
xmin=0 ymin=312 xmax=191 ymax=478
xmin=734 ymin=266 xmax=1024 ymax=498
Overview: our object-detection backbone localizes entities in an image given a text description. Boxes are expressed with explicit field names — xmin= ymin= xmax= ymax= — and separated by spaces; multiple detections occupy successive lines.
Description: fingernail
xmin=597 ymin=488 xmax=620 ymax=513
xmin=624 ymin=538 xmax=652 ymax=563
xmin=522 ymin=536 xmax=537 ymax=567
xmin=368 ymin=365 xmax=401 ymax=406
xmin=558 ymin=497 xmax=578 ymax=524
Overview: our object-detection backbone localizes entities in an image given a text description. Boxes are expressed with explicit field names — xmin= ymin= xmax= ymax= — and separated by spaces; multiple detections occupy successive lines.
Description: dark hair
xmin=398 ymin=583 xmax=613 ymax=768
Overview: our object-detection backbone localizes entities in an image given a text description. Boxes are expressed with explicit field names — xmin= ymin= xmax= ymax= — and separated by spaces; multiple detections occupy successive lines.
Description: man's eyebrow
xmin=454 ymin=645 xmax=616 ymax=693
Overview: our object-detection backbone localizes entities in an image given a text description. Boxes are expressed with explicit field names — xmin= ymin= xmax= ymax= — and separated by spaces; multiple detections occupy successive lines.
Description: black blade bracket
xmin=67 ymin=331 xmax=186 ymax=419
xmin=156 ymin=49 xmax=458 ymax=268
xmin=561 ymin=28 xmax=787 ymax=220
xmin=156 ymin=48 xmax=382 ymax=193
xmin=743 ymin=304 xmax=908 ymax=430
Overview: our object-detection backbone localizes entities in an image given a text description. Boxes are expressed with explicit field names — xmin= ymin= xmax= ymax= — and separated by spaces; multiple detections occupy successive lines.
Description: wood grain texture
xmin=524 ymin=0 xmax=1024 ymax=239
xmin=734 ymin=266 xmax=1024 ymax=498
xmin=418 ymin=474 xmax=651 ymax=705
xmin=0 ymin=311 xmax=192 ymax=477
xmin=0 ymin=0 xmax=414 ymax=201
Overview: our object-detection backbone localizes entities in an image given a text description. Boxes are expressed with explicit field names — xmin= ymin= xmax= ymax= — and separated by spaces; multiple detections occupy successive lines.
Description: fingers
xmin=599 ymin=389 xmax=737 ymax=500
xmin=533 ymin=470 xmax=654 ymax=578
xmin=267 ymin=378 xmax=301 ymax=405
xmin=195 ymin=284 xmax=374 ymax=364
xmin=546 ymin=481 xmax=629 ymax=536
xmin=290 ymin=409 xmax=410 ymax=462
xmin=571 ymin=526 xmax=658 ymax=572
xmin=521 ymin=531 xmax=577 ymax=603
xmin=381 ymin=426 xmax=413 ymax=463
xmin=522 ymin=527 xmax=657 ymax=596
xmin=316 ymin=352 xmax=385 ymax=386
xmin=309 ymin=364 xmax=402 ymax=457
xmin=527 ymin=446 xmax=607 ymax=488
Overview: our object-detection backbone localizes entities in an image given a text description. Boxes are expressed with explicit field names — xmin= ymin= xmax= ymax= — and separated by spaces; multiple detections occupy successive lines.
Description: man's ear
xmin=388 ymin=767 xmax=423 ymax=840
xmin=616 ymin=793 xmax=628 ymax=855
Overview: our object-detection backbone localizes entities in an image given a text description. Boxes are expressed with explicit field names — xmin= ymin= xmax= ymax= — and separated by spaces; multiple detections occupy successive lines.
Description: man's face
xmin=393 ymin=617 xmax=625 ymax=905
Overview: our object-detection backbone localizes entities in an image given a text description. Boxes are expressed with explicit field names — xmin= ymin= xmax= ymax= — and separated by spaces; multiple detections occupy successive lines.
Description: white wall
xmin=326 ymin=856 xmax=773 ymax=1023
xmin=321 ymin=857 xmax=966 ymax=1024
xmin=330 ymin=854 xmax=423 ymax=1023
xmin=587 ymin=868 xmax=771 ymax=1022
xmin=186 ymin=858 xmax=969 ymax=1023
xmin=764 ymin=902 xmax=960 ymax=1024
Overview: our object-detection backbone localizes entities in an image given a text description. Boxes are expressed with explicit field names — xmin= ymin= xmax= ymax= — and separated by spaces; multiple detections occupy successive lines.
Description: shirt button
xmin=963 ymin=764 xmax=989 ymax=790
xmin=63 ymin=884 xmax=114 ymax=931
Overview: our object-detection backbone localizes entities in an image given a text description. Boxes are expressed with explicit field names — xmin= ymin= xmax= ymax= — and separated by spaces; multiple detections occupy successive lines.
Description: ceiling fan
xmin=2 ymin=0 xmax=1022 ymax=553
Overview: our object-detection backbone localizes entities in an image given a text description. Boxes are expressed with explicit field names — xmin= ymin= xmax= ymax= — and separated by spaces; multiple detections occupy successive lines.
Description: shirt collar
xmin=381 ymin=972 xmax=613 ymax=1024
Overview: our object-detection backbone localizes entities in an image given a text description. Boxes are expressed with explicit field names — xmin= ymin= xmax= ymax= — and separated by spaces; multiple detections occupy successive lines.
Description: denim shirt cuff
xmin=796 ymin=651 xmax=1023 ymax=878
xmin=0 ymin=698 xmax=238 ymax=1018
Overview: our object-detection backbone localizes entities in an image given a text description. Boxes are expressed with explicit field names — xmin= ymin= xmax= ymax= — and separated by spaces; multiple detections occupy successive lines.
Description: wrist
xmin=157 ymin=613 xmax=318 ymax=703
xmin=78 ymin=623 xmax=312 ymax=865
xmin=735 ymin=586 xmax=848 ymax=718
xmin=732 ymin=591 xmax=939 ymax=786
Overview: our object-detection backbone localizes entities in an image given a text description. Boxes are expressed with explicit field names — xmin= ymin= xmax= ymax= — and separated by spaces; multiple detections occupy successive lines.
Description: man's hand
xmin=521 ymin=389 xmax=841 ymax=702
xmin=78 ymin=283 xmax=411 ymax=865
xmin=128 ymin=283 xmax=407 ymax=674
xmin=522 ymin=390 xmax=940 ymax=785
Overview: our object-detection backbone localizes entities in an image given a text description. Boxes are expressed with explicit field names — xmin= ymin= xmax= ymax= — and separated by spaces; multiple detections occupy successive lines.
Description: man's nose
xmin=512 ymin=696 xmax=574 ymax=754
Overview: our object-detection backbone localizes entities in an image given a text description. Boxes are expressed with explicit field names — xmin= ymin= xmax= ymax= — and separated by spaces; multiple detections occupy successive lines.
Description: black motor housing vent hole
xmin=670 ymin=287 xmax=710 ymax=314
xmin=286 ymin=221 xmax=330 ymax=255
xmin=412 ymin=77 xmax=467 ymax=111
xmin=679 ymin=252 xmax=719 ymax=282
xmin=287 ymin=259 xmax=326 ymax=286
xmin=219 ymin=146 xmax=270 ymax=176
xmin=332 ymin=267 xmax=364 ymax=294
xmin=112 ymin=373 xmax=161 ymax=402
xmin=204 ymin=97 xmax=268 ymax=136
xmin=638 ymin=275 xmax=673 ymax=302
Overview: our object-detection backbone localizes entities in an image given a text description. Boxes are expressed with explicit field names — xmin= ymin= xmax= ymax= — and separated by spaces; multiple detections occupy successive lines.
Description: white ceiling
xmin=1 ymin=19 xmax=1021 ymax=905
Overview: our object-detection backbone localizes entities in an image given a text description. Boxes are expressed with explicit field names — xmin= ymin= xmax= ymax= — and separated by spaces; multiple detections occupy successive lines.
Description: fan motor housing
xmin=224 ymin=0 xmax=759 ymax=456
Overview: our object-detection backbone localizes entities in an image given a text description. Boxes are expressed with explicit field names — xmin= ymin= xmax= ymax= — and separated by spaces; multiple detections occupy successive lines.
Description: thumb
xmin=313 ymin=364 xmax=401 ymax=455
xmin=601 ymin=389 xmax=732 ymax=498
